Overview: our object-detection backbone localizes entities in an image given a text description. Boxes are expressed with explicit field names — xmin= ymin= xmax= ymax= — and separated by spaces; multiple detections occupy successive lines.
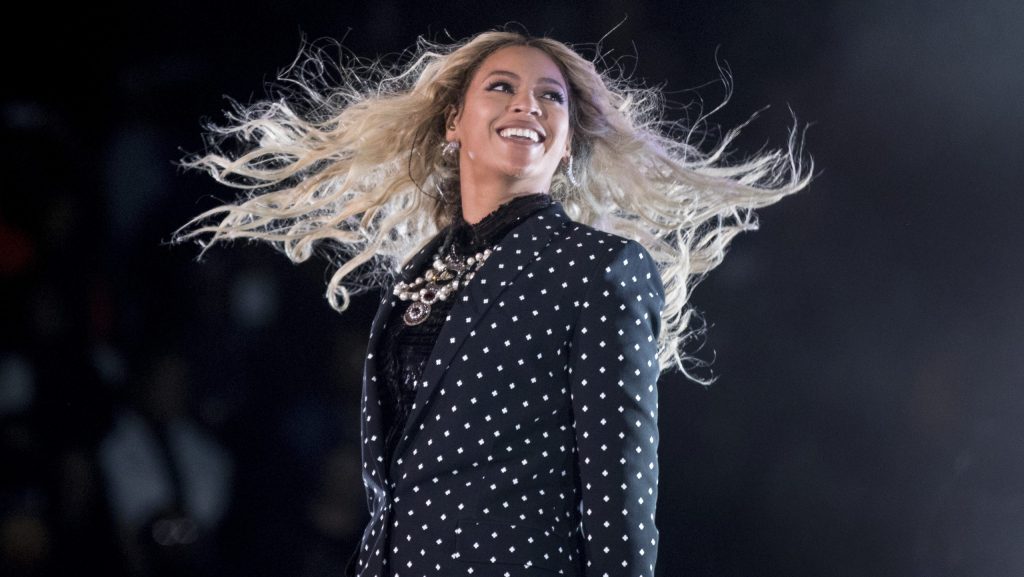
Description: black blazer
xmin=348 ymin=201 xmax=665 ymax=577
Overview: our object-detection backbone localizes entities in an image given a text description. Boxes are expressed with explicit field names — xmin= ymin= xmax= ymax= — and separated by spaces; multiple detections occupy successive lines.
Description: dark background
xmin=3 ymin=1 xmax=1023 ymax=576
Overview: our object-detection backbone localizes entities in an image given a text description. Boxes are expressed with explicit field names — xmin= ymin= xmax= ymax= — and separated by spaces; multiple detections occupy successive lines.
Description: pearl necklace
xmin=393 ymin=242 xmax=494 ymax=326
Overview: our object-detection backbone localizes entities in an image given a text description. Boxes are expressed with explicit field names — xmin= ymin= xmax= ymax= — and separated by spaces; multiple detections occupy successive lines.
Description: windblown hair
xmin=173 ymin=29 xmax=812 ymax=382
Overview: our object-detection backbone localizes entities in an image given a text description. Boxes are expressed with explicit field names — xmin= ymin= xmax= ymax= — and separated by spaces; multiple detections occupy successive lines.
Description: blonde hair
xmin=172 ymin=30 xmax=813 ymax=382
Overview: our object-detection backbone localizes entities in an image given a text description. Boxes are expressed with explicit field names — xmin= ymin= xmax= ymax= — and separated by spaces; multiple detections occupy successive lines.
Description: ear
xmin=444 ymin=104 xmax=460 ymax=142
xmin=563 ymin=130 xmax=574 ymax=161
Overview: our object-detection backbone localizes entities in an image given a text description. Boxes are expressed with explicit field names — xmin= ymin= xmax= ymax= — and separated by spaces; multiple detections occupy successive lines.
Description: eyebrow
xmin=483 ymin=70 xmax=567 ymax=92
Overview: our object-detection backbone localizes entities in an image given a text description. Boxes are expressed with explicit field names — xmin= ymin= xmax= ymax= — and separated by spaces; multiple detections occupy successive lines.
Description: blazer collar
xmin=363 ymin=200 xmax=569 ymax=478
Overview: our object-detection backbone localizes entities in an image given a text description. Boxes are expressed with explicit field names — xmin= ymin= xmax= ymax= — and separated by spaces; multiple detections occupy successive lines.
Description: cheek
xmin=552 ymin=120 xmax=571 ymax=150
xmin=463 ymin=110 xmax=496 ymax=141
xmin=551 ymin=110 xmax=570 ymax=137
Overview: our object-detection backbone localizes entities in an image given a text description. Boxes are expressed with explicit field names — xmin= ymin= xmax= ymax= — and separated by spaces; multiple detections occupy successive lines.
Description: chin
xmin=501 ymin=162 xmax=553 ymax=183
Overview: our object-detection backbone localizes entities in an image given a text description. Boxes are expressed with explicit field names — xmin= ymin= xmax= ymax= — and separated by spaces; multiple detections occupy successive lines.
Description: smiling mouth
xmin=498 ymin=127 xmax=543 ymax=143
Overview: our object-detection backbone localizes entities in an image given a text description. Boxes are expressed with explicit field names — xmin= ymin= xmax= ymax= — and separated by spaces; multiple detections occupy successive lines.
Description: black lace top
xmin=378 ymin=193 xmax=554 ymax=469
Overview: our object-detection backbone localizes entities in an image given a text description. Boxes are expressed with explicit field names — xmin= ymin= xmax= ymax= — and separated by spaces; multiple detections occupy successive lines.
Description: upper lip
xmin=496 ymin=122 xmax=546 ymax=142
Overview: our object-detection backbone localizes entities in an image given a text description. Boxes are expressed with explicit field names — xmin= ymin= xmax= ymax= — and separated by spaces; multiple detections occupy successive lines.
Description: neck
xmin=458 ymin=174 xmax=551 ymax=224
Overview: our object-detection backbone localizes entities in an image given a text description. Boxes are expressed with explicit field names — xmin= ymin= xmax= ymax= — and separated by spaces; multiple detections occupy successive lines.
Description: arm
xmin=568 ymin=239 xmax=665 ymax=577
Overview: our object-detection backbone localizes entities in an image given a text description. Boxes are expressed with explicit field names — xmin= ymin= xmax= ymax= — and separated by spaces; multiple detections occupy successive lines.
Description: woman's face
xmin=447 ymin=45 xmax=572 ymax=193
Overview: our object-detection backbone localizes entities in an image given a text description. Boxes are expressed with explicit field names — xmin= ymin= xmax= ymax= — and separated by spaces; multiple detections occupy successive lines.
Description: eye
xmin=485 ymin=81 xmax=514 ymax=93
xmin=542 ymin=90 xmax=566 ymax=104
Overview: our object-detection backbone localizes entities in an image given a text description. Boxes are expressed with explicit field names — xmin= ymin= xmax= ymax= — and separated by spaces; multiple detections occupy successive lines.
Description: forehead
xmin=470 ymin=45 xmax=566 ymax=85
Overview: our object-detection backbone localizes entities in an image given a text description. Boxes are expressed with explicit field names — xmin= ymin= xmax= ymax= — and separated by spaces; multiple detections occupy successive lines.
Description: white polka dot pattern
xmin=349 ymin=202 xmax=664 ymax=577
xmin=567 ymin=235 xmax=662 ymax=577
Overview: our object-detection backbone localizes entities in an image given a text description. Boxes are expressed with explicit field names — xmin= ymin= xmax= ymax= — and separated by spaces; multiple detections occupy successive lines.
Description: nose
xmin=509 ymin=91 xmax=541 ymax=115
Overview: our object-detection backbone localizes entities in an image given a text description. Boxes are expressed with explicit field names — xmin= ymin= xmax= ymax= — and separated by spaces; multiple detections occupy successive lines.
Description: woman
xmin=174 ymin=30 xmax=810 ymax=577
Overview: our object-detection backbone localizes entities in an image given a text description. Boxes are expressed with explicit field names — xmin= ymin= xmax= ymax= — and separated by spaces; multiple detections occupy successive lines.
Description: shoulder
xmin=531 ymin=202 xmax=662 ymax=286
xmin=550 ymin=218 xmax=658 ymax=274
xmin=539 ymin=220 xmax=664 ymax=312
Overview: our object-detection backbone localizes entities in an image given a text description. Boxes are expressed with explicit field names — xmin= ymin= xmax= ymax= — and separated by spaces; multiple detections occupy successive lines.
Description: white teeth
xmin=499 ymin=127 xmax=540 ymax=142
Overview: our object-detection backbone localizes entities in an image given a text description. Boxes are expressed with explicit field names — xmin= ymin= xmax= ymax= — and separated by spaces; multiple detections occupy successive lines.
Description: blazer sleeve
xmin=568 ymin=239 xmax=665 ymax=577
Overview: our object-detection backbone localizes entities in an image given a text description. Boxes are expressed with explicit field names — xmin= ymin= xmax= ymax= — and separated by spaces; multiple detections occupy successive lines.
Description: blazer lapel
xmin=362 ymin=228 xmax=449 ymax=484
xmin=391 ymin=202 xmax=568 ymax=466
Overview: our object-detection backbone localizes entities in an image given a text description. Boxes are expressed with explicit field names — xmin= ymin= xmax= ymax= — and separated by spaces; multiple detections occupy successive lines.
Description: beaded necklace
xmin=393 ymin=239 xmax=493 ymax=326
xmin=392 ymin=192 xmax=551 ymax=326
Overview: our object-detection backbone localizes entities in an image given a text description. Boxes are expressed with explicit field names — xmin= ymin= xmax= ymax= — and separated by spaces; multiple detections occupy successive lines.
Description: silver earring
xmin=564 ymin=155 xmax=579 ymax=187
xmin=434 ymin=181 xmax=450 ymax=204
xmin=442 ymin=139 xmax=460 ymax=164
